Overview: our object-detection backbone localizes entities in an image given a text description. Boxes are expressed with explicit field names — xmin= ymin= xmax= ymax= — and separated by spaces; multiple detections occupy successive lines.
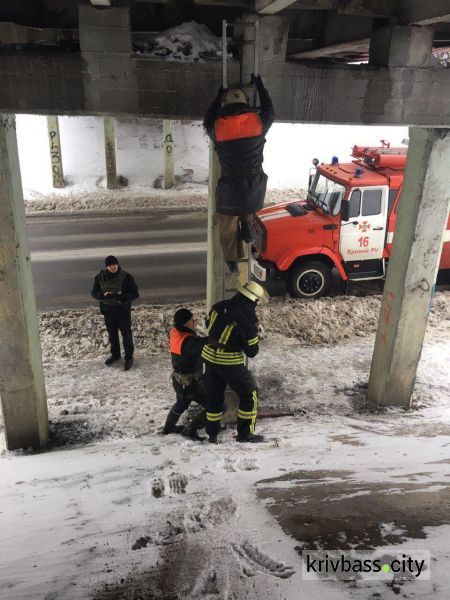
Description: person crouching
xmin=163 ymin=308 xmax=208 ymax=441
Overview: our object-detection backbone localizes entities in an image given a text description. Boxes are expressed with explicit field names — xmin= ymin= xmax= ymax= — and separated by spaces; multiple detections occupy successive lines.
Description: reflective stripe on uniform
xmin=202 ymin=345 xmax=244 ymax=365
xmin=250 ymin=390 xmax=258 ymax=433
xmin=208 ymin=310 xmax=218 ymax=332
xmin=247 ymin=336 xmax=259 ymax=346
xmin=207 ymin=411 xmax=223 ymax=422
xmin=237 ymin=410 xmax=257 ymax=419
xmin=218 ymin=322 xmax=237 ymax=345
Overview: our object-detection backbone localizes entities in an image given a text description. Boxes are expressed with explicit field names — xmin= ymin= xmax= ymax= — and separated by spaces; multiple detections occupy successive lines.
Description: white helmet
xmin=238 ymin=281 xmax=269 ymax=303
xmin=222 ymin=87 xmax=249 ymax=106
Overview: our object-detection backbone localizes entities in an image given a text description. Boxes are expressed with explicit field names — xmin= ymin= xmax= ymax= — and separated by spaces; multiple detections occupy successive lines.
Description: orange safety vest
xmin=215 ymin=113 xmax=263 ymax=143
xmin=169 ymin=328 xmax=194 ymax=355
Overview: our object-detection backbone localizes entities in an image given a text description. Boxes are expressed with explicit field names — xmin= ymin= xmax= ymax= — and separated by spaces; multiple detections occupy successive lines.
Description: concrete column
xmin=79 ymin=5 xmax=138 ymax=114
xmin=237 ymin=14 xmax=288 ymax=86
xmin=163 ymin=119 xmax=175 ymax=189
xmin=369 ymin=25 xmax=433 ymax=67
xmin=206 ymin=143 xmax=224 ymax=310
xmin=0 ymin=115 xmax=48 ymax=450
xmin=368 ymin=127 xmax=450 ymax=408
xmin=103 ymin=116 xmax=118 ymax=189
xmin=47 ymin=115 xmax=64 ymax=188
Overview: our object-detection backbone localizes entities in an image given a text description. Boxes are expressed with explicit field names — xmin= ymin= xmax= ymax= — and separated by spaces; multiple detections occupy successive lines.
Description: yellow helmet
xmin=237 ymin=281 xmax=269 ymax=303
xmin=222 ymin=87 xmax=249 ymax=106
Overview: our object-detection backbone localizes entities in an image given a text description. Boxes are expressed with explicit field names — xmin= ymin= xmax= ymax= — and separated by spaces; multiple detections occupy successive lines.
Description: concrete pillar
xmin=163 ymin=119 xmax=175 ymax=189
xmin=0 ymin=115 xmax=48 ymax=450
xmin=103 ymin=116 xmax=117 ymax=189
xmin=237 ymin=14 xmax=288 ymax=86
xmin=206 ymin=144 xmax=224 ymax=310
xmin=79 ymin=5 xmax=138 ymax=114
xmin=47 ymin=115 xmax=64 ymax=188
xmin=369 ymin=25 xmax=433 ymax=67
xmin=368 ymin=127 xmax=450 ymax=408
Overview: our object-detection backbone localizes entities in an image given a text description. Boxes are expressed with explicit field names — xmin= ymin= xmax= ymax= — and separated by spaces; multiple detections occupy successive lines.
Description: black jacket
xmin=202 ymin=294 xmax=260 ymax=366
xmin=91 ymin=268 xmax=139 ymax=314
xmin=171 ymin=326 xmax=208 ymax=374
xmin=203 ymin=76 xmax=275 ymax=216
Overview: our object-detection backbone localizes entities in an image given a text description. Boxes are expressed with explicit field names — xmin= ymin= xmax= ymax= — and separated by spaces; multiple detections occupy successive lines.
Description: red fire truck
xmin=250 ymin=143 xmax=450 ymax=298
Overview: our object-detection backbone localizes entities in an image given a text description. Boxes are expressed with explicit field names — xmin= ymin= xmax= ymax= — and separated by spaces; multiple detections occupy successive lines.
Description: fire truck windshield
xmin=307 ymin=173 xmax=346 ymax=216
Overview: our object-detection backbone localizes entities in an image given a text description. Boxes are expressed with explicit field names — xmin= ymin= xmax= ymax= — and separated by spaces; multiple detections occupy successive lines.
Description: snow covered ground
xmin=0 ymin=293 xmax=449 ymax=599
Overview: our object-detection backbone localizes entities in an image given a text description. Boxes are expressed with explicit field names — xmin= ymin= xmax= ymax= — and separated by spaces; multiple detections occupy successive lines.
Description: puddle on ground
xmin=329 ymin=434 xmax=367 ymax=447
xmin=256 ymin=469 xmax=450 ymax=551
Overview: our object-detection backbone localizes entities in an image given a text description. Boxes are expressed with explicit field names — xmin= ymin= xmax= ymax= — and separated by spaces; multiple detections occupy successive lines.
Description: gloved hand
xmin=251 ymin=73 xmax=263 ymax=86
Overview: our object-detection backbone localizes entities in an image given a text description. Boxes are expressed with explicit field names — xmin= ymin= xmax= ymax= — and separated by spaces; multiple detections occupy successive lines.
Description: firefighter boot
xmin=236 ymin=432 xmax=265 ymax=443
xmin=163 ymin=411 xmax=184 ymax=435
xmin=181 ymin=410 xmax=207 ymax=442
xmin=105 ymin=355 xmax=121 ymax=366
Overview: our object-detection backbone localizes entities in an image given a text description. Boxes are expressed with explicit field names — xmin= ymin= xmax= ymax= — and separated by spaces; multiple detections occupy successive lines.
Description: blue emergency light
xmin=355 ymin=167 xmax=364 ymax=177
xmin=331 ymin=156 xmax=339 ymax=165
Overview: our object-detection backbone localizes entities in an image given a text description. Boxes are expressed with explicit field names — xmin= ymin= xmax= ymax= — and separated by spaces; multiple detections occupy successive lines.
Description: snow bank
xmin=135 ymin=21 xmax=224 ymax=62
xmin=38 ymin=292 xmax=450 ymax=362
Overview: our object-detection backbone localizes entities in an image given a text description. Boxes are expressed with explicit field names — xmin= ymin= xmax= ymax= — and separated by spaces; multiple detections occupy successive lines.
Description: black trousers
xmin=171 ymin=377 xmax=208 ymax=415
xmin=103 ymin=307 xmax=134 ymax=360
xmin=204 ymin=363 xmax=259 ymax=437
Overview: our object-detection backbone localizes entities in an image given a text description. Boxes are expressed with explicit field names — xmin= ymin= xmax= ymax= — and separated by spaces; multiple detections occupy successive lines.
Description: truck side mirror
xmin=312 ymin=158 xmax=319 ymax=167
xmin=341 ymin=201 xmax=350 ymax=222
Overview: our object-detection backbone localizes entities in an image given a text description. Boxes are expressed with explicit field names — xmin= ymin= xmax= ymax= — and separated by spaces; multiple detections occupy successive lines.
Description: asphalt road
xmin=27 ymin=210 xmax=208 ymax=311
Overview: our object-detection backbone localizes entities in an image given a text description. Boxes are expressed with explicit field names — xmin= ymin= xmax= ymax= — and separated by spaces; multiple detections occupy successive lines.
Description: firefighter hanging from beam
xmin=203 ymin=20 xmax=275 ymax=273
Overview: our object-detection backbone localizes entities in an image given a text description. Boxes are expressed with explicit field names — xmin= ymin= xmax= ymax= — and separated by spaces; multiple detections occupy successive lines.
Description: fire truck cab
xmin=250 ymin=143 xmax=450 ymax=299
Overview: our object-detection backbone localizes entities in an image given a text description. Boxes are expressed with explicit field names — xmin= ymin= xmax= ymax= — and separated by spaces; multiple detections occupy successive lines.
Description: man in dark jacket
xmin=91 ymin=255 xmax=139 ymax=371
xmin=203 ymin=75 xmax=275 ymax=272
xmin=163 ymin=308 xmax=209 ymax=441
xmin=202 ymin=281 xmax=267 ymax=444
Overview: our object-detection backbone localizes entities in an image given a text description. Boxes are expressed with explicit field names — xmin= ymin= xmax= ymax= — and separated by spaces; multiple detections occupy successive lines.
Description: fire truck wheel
xmin=287 ymin=261 xmax=332 ymax=299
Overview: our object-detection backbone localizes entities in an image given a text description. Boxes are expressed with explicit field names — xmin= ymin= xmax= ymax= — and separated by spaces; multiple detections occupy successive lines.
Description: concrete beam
xmin=2 ymin=53 xmax=450 ymax=125
xmin=368 ymin=127 xmax=450 ymax=407
xmin=255 ymin=0 xmax=298 ymax=15
xmin=289 ymin=37 xmax=369 ymax=59
xmin=369 ymin=25 xmax=433 ymax=68
xmin=402 ymin=0 xmax=450 ymax=25
xmin=0 ymin=115 xmax=48 ymax=451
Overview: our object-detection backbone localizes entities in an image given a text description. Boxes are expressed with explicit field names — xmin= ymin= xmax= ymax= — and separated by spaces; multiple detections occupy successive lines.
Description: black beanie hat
xmin=174 ymin=308 xmax=193 ymax=327
xmin=105 ymin=255 xmax=119 ymax=266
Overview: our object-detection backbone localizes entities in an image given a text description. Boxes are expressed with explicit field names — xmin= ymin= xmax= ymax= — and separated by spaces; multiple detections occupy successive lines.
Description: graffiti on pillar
xmin=163 ymin=124 xmax=175 ymax=189
xmin=164 ymin=133 xmax=174 ymax=155
xmin=48 ymin=124 xmax=64 ymax=188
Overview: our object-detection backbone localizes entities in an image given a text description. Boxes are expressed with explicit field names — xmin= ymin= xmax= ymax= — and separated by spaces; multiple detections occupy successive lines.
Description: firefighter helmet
xmin=222 ymin=87 xmax=249 ymax=106
xmin=238 ymin=281 xmax=269 ymax=303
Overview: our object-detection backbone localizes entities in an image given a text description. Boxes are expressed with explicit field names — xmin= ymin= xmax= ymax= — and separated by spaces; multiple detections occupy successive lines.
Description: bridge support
xmin=47 ymin=116 xmax=64 ymax=188
xmin=368 ymin=127 xmax=450 ymax=407
xmin=0 ymin=114 xmax=48 ymax=450
xmin=103 ymin=116 xmax=118 ymax=189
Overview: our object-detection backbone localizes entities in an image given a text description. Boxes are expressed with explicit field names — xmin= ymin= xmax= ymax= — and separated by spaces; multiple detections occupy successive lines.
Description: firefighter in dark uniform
xmin=91 ymin=255 xmax=139 ymax=371
xmin=202 ymin=281 xmax=268 ymax=444
xmin=203 ymin=75 xmax=275 ymax=273
xmin=163 ymin=308 xmax=209 ymax=441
